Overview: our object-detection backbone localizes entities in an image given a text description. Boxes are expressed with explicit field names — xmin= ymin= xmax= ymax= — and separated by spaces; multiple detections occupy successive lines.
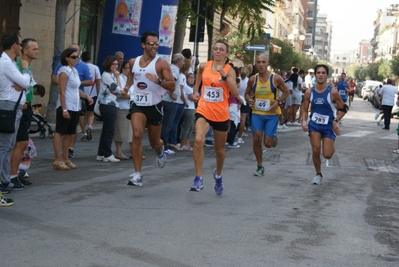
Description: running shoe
xmin=0 ymin=193 xmax=13 ymax=207
xmin=272 ymin=135 xmax=278 ymax=148
xmin=292 ymin=121 xmax=301 ymax=126
xmin=81 ymin=134 xmax=88 ymax=142
xmin=189 ymin=176 xmax=204 ymax=192
xmin=0 ymin=185 xmax=10 ymax=194
xmin=156 ymin=151 xmax=167 ymax=168
xmin=68 ymin=148 xmax=75 ymax=158
xmin=213 ymin=170 xmax=224 ymax=195
xmin=286 ymin=121 xmax=292 ymax=126
xmin=374 ymin=112 xmax=380 ymax=120
xmin=127 ymin=172 xmax=143 ymax=186
xmin=227 ymin=142 xmax=240 ymax=149
xmin=312 ymin=174 xmax=323 ymax=185
xmin=86 ymin=127 xmax=92 ymax=140
xmin=253 ymin=166 xmax=265 ymax=176
xmin=164 ymin=149 xmax=176 ymax=155
xmin=237 ymin=137 xmax=244 ymax=144
xmin=2 ymin=181 xmax=23 ymax=191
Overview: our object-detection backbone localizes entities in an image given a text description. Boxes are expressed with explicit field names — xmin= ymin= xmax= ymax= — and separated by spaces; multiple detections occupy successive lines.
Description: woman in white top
xmin=53 ymin=48 xmax=93 ymax=170
xmin=113 ymin=60 xmax=133 ymax=160
xmin=179 ymin=72 xmax=196 ymax=150
xmin=96 ymin=55 xmax=125 ymax=162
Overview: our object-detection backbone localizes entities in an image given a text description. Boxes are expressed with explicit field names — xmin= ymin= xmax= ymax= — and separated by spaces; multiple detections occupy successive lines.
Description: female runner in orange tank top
xmin=189 ymin=40 xmax=240 ymax=195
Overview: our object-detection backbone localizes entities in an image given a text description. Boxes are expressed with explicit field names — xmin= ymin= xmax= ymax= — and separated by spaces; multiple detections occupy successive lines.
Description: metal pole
xmin=193 ymin=0 xmax=201 ymax=74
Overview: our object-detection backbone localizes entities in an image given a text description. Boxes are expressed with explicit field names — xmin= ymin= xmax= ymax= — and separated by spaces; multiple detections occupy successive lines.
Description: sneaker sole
xmin=189 ymin=187 xmax=203 ymax=192
xmin=253 ymin=173 xmax=264 ymax=177
xmin=127 ymin=181 xmax=142 ymax=186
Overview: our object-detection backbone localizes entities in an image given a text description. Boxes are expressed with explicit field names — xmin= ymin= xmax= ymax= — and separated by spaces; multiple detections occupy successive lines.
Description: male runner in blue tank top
xmin=301 ymin=64 xmax=347 ymax=185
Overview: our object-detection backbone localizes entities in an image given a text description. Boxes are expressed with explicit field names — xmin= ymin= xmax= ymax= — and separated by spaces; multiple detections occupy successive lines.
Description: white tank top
xmin=131 ymin=55 xmax=166 ymax=106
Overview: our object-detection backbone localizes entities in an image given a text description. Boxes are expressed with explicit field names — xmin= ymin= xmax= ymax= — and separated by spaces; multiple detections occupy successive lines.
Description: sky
xmin=317 ymin=0 xmax=395 ymax=53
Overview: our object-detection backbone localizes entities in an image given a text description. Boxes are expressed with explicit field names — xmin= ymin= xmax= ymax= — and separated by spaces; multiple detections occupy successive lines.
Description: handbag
xmin=0 ymin=91 xmax=24 ymax=133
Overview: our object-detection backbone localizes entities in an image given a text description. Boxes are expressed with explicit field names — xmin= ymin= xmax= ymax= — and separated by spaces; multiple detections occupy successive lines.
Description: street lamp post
xmin=288 ymin=28 xmax=305 ymax=52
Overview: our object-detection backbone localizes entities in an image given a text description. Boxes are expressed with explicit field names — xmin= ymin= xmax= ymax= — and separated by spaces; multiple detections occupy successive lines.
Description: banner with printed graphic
xmin=112 ymin=0 xmax=143 ymax=36
xmin=158 ymin=5 xmax=177 ymax=48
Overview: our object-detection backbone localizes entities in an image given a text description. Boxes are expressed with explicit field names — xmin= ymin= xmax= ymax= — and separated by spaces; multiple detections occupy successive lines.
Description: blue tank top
xmin=337 ymin=81 xmax=348 ymax=100
xmin=309 ymin=86 xmax=335 ymax=129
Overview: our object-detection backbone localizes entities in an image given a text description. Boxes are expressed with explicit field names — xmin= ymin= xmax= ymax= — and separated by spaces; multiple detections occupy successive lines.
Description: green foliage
xmin=391 ymin=55 xmax=399 ymax=77
xmin=378 ymin=60 xmax=392 ymax=79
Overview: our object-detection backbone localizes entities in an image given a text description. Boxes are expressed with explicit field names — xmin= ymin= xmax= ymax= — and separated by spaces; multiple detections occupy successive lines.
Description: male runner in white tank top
xmin=123 ymin=31 xmax=175 ymax=186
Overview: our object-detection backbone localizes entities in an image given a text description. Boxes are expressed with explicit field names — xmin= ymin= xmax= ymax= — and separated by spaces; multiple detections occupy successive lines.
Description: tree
xmin=378 ymin=60 xmax=392 ymax=79
xmin=173 ymin=0 xmax=276 ymax=60
xmin=172 ymin=0 xmax=193 ymax=54
xmin=390 ymin=55 xmax=399 ymax=77
xmin=46 ymin=0 xmax=72 ymax=123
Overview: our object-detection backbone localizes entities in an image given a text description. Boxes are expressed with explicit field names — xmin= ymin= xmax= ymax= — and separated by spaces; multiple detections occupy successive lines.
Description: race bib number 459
xmin=203 ymin=86 xmax=223 ymax=102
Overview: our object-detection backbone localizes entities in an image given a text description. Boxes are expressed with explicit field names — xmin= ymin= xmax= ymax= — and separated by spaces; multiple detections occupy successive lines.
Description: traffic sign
xmin=244 ymin=44 xmax=265 ymax=51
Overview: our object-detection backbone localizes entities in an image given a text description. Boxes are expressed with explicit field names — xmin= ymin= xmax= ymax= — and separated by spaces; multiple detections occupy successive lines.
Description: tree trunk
xmin=172 ymin=0 xmax=191 ymax=54
xmin=46 ymin=0 xmax=71 ymax=123
xmin=206 ymin=4 xmax=215 ymax=60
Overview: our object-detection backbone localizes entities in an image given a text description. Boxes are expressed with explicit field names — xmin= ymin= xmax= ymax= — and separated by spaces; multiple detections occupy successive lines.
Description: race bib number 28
xmin=311 ymin=112 xmax=329 ymax=125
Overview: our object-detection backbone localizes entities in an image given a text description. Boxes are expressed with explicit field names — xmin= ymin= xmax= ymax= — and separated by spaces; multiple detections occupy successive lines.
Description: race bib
xmin=203 ymin=86 xmax=223 ymax=102
xmin=311 ymin=112 xmax=329 ymax=125
xmin=339 ymin=89 xmax=346 ymax=95
xmin=133 ymin=91 xmax=152 ymax=106
xmin=254 ymin=99 xmax=270 ymax=111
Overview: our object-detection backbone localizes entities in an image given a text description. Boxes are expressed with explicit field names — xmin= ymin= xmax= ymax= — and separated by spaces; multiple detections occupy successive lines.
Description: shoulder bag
xmin=0 ymin=91 xmax=24 ymax=133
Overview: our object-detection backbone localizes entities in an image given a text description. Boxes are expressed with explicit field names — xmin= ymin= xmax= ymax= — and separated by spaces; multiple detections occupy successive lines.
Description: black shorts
xmin=195 ymin=113 xmax=229 ymax=132
xmin=85 ymin=96 xmax=97 ymax=112
xmin=127 ymin=101 xmax=163 ymax=126
xmin=240 ymin=103 xmax=250 ymax=114
xmin=55 ymin=107 xmax=79 ymax=135
xmin=16 ymin=105 xmax=33 ymax=142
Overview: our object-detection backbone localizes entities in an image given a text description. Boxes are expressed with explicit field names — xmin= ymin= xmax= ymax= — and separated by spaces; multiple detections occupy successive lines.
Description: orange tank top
xmin=196 ymin=61 xmax=231 ymax=122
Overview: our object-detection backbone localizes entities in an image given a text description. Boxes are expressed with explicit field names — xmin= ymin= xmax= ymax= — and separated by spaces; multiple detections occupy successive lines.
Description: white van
xmin=360 ymin=80 xmax=383 ymax=99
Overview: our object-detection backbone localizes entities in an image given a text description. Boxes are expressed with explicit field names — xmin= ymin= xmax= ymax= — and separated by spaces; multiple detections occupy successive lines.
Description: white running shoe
xmin=237 ymin=137 xmax=244 ymax=144
xmin=127 ymin=172 xmax=143 ymax=186
xmin=312 ymin=175 xmax=323 ymax=185
xmin=292 ymin=121 xmax=301 ymax=126
xmin=286 ymin=122 xmax=292 ymax=126
xmin=374 ymin=112 xmax=380 ymax=120
xmin=164 ymin=149 xmax=176 ymax=156
xmin=103 ymin=155 xmax=120 ymax=162
xmin=277 ymin=125 xmax=284 ymax=130
xmin=156 ymin=151 xmax=167 ymax=168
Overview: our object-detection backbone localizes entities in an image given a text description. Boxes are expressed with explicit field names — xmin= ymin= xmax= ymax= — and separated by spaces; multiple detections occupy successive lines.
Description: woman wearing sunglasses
xmin=53 ymin=48 xmax=93 ymax=170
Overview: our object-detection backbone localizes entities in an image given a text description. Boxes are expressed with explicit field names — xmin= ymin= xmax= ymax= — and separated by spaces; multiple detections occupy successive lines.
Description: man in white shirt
xmin=305 ymin=69 xmax=314 ymax=89
xmin=378 ymin=78 xmax=399 ymax=130
xmin=0 ymin=33 xmax=32 ymax=196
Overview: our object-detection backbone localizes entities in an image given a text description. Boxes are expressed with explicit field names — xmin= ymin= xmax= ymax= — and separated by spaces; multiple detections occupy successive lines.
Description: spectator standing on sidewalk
xmin=245 ymin=53 xmax=289 ymax=177
xmin=189 ymin=40 xmax=239 ymax=195
xmin=113 ymin=60 xmax=133 ymax=160
xmin=51 ymin=44 xmax=93 ymax=158
xmin=9 ymin=38 xmax=39 ymax=189
xmin=53 ymin=48 xmax=93 ymax=170
xmin=124 ymin=30 xmax=175 ymax=186
xmin=378 ymin=78 xmax=398 ymax=130
xmin=95 ymin=55 xmax=125 ymax=163
xmin=160 ymin=53 xmax=184 ymax=155
xmin=81 ymin=51 xmax=101 ymax=142
xmin=301 ymin=64 xmax=346 ymax=185
xmin=0 ymin=33 xmax=32 ymax=197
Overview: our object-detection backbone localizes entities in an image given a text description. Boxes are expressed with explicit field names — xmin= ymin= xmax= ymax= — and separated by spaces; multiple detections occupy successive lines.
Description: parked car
xmin=369 ymin=85 xmax=382 ymax=108
xmin=360 ymin=80 xmax=383 ymax=98
xmin=355 ymin=81 xmax=364 ymax=97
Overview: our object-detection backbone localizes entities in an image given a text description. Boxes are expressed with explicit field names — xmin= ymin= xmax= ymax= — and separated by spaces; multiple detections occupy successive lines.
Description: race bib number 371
xmin=134 ymin=91 xmax=152 ymax=106
xmin=203 ymin=86 xmax=223 ymax=102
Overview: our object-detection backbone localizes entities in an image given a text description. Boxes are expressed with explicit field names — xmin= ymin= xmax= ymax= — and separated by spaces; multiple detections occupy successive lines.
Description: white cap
xmin=308 ymin=69 xmax=314 ymax=73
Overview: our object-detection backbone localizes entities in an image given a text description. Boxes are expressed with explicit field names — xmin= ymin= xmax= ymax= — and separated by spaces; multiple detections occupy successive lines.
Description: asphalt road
xmin=2 ymin=96 xmax=399 ymax=267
